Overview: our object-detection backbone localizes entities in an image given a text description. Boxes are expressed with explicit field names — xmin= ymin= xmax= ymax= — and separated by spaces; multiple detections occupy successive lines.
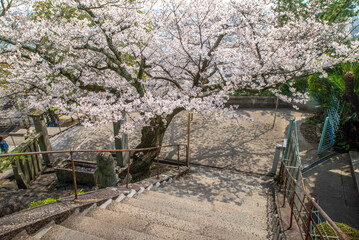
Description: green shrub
xmin=0 ymin=151 xmax=27 ymax=172
xmin=313 ymin=222 xmax=359 ymax=240
xmin=27 ymin=198 xmax=57 ymax=209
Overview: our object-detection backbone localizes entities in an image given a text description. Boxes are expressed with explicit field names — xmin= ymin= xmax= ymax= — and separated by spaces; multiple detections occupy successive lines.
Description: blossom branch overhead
xmin=0 ymin=0 xmax=358 ymax=132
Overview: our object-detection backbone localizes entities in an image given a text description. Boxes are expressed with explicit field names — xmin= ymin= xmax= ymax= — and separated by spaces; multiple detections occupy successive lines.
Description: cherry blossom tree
xmin=1 ymin=0 xmax=358 ymax=174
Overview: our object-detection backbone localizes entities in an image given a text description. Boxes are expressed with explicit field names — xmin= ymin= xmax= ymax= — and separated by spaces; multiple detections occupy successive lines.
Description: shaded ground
xmin=0 ymin=163 xmax=174 ymax=218
xmin=0 ymin=172 xmax=94 ymax=217
xmin=300 ymin=122 xmax=320 ymax=145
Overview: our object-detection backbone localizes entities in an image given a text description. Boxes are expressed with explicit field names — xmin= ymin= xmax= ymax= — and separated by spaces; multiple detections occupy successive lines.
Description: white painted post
xmin=270 ymin=144 xmax=283 ymax=176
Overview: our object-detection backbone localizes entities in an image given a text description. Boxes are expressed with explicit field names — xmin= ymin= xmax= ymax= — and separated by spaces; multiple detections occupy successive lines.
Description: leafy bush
xmin=305 ymin=115 xmax=324 ymax=126
xmin=0 ymin=151 xmax=27 ymax=172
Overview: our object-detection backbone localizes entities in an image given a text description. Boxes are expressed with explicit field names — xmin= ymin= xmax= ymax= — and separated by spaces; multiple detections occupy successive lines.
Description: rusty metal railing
xmin=278 ymin=162 xmax=348 ymax=240
xmin=0 ymin=144 xmax=188 ymax=200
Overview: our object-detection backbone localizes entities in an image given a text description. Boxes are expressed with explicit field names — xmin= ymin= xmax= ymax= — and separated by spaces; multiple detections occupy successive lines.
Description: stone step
xmin=137 ymin=190 xmax=267 ymax=225
xmin=156 ymin=168 xmax=270 ymax=205
xmin=121 ymin=196 xmax=267 ymax=238
xmin=156 ymin=184 xmax=267 ymax=207
xmin=156 ymin=178 xmax=267 ymax=200
xmin=39 ymin=224 xmax=104 ymax=240
xmin=107 ymin=201 xmax=264 ymax=240
xmin=12 ymin=230 xmax=39 ymax=240
xmin=86 ymin=207 xmax=213 ymax=240
xmin=60 ymin=214 xmax=161 ymax=240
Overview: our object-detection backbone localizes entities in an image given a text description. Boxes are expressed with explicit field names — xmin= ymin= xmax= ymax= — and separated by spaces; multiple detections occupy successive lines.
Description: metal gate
xmin=317 ymin=97 xmax=344 ymax=155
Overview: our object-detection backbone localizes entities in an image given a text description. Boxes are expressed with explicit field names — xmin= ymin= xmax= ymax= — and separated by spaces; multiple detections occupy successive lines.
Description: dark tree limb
xmin=344 ymin=72 xmax=359 ymax=115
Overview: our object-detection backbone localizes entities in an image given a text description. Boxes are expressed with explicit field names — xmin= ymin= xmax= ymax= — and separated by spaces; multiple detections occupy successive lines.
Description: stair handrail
xmin=279 ymin=163 xmax=348 ymax=240
xmin=0 ymin=144 xmax=188 ymax=199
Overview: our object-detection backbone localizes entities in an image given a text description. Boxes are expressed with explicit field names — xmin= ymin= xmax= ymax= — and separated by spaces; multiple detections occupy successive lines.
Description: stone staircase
xmin=13 ymin=167 xmax=273 ymax=240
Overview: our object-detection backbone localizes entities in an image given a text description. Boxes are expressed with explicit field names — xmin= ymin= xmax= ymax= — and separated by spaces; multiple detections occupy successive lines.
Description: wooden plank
xmin=12 ymin=159 xmax=30 ymax=189
xmin=21 ymin=155 xmax=32 ymax=182
xmin=30 ymin=143 xmax=39 ymax=175
xmin=26 ymin=147 xmax=35 ymax=181
xmin=34 ymin=140 xmax=43 ymax=172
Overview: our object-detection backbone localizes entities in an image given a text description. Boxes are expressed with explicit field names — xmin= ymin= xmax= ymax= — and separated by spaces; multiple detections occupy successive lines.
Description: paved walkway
xmin=297 ymin=123 xmax=359 ymax=230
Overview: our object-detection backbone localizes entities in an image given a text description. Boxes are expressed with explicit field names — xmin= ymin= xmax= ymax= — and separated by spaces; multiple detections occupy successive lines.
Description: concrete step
xmin=136 ymin=190 xmax=267 ymax=226
xmin=108 ymin=201 xmax=264 ymax=240
xmin=86 ymin=207 xmax=213 ymax=240
xmin=39 ymin=224 xmax=104 ymax=240
xmin=121 ymin=196 xmax=267 ymax=238
xmin=154 ymin=181 xmax=267 ymax=204
xmin=12 ymin=230 xmax=39 ymax=240
xmin=60 ymin=214 xmax=161 ymax=240
xmin=156 ymin=168 xmax=270 ymax=206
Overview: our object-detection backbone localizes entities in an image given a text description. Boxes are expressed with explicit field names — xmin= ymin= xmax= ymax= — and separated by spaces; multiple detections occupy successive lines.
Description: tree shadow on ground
xmin=160 ymin=166 xmax=273 ymax=207
xmin=161 ymin=109 xmax=310 ymax=175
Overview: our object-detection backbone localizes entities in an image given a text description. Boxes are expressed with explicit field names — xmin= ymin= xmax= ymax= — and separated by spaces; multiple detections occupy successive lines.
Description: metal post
xmin=70 ymin=151 xmax=78 ymax=200
xmin=289 ymin=188 xmax=295 ymax=229
xmin=282 ymin=170 xmax=288 ymax=207
xmin=305 ymin=200 xmax=314 ymax=240
xmin=126 ymin=151 xmax=131 ymax=188
xmin=278 ymin=161 xmax=284 ymax=192
xmin=186 ymin=112 xmax=191 ymax=167
xmin=156 ymin=147 xmax=160 ymax=179
xmin=317 ymin=117 xmax=329 ymax=154
xmin=177 ymin=145 xmax=180 ymax=170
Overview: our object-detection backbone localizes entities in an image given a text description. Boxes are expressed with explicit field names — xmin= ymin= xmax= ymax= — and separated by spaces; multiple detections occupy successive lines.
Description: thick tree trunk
xmin=344 ymin=72 xmax=359 ymax=115
xmin=129 ymin=108 xmax=184 ymax=178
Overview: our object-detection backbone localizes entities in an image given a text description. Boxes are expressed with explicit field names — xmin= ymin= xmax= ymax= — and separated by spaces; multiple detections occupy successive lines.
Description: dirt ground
xmin=300 ymin=122 xmax=320 ymax=145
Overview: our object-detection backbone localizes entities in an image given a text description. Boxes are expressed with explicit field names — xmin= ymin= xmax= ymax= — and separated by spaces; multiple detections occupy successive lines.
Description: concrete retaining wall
xmin=226 ymin=96 xmax=319 ymax=112
xmin=349 ymin=151 xmax=359 ymax=195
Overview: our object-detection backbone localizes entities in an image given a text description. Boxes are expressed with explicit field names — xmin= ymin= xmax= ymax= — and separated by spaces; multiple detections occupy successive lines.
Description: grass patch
xmin=27 ymin=198 xmax=58 ymax=209
xmin=26 ymin=189 xmax=85 ymax=209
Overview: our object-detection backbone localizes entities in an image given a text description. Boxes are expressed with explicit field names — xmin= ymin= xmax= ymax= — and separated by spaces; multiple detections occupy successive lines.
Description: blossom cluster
xmin=0 ymin=0 xmax=358 ymax=133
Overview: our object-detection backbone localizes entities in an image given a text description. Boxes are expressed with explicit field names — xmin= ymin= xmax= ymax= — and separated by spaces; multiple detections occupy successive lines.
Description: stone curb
xmin=349 ymin=151 xmax=359 ymax=195
xmin=0 ymin=166 xmax=190 ymax=240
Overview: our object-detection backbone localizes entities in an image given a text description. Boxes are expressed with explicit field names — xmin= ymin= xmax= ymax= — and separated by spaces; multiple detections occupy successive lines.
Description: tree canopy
xmin=1 ymin=0 xmax=357 ymax=129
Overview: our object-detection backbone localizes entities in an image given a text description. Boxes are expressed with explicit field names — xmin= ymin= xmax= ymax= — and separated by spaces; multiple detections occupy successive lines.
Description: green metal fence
xmin=317 ymin=97 xmax=344 ymax=155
